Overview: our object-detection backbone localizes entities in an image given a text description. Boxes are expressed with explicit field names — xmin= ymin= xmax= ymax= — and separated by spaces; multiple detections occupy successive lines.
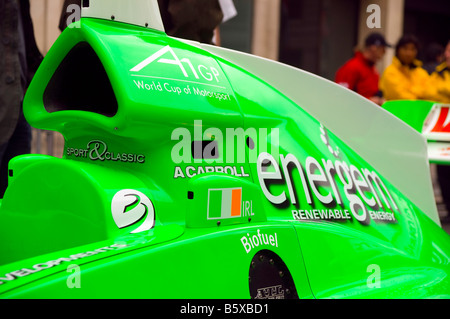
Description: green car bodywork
xmin=0 ymin=11 xmax=449 ymax=299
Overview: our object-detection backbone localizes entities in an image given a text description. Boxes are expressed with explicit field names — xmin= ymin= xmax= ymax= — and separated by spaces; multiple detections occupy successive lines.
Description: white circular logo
xmin=320 ymin=124 xmax=340 ymax=158
xmin=111 ymin=189 xmax=155 ymax=233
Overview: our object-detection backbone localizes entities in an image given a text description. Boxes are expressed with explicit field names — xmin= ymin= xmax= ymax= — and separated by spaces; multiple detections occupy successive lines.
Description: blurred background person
xmin=152 ymin=0 xmax=224 ymax=44
xmin=335 ymin=32 xmax=390 ymax=106
xmin=423 ymin=42 xmax=445 ymax=75
xmin=379 ymin=34 xmax=435 ymax=101
xmin=0 ymin=0 xmax=43 ymax=198
xmin=430 ymin=40 xmax=450 ymax=103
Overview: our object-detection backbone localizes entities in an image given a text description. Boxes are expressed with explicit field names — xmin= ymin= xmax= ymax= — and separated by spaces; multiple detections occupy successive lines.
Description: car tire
xmin=248 ymin=249 xmax=298 ymax=299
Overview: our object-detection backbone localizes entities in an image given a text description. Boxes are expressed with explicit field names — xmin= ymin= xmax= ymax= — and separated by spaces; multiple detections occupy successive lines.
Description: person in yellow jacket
xmin=430 ymin=40 xmax=450 ymax=103
xmin=380 ymin=35 xmax=435 ymax=101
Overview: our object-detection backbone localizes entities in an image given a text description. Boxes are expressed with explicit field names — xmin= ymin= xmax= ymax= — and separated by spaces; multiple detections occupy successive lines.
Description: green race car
xmin=0 ymin=0 xmax=449 ymax=299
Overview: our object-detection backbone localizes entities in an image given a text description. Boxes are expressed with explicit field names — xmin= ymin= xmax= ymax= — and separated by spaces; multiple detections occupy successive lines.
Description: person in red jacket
xmin=335 ymin=33 xmax=391 ymax=105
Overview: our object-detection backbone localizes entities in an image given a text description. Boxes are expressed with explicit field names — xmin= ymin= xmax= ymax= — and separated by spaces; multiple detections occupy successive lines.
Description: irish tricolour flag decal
xmin=208 ymin=188 xmax=242 ymax=219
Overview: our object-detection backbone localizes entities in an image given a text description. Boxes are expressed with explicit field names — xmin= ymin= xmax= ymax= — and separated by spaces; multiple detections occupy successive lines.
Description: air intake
xmin=43 ymin=42 xmax=118 ymax=117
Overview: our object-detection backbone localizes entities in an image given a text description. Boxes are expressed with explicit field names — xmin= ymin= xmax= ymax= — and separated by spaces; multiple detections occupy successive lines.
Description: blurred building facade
xmin=221 ymin=0 xmax=449 ymax=79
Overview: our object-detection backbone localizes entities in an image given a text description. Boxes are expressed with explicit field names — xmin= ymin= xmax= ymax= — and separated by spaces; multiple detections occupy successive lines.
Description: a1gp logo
xmin=111 ymin=189 xmax=155 ymax=233
xmin=130 ymin=45 xmax=221 ymax=82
